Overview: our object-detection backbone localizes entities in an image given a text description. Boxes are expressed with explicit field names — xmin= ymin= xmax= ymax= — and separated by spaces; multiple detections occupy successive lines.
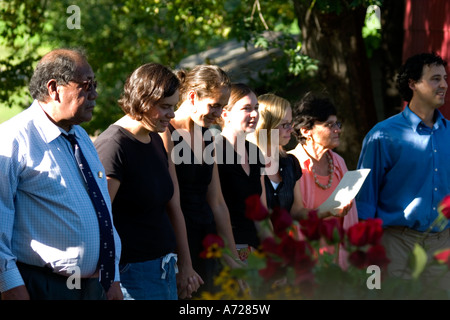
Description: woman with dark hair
xmin=160 ymin=65 xmax=240 ymax=296
xmin=94 ymin=63 xmax=203 ymax=300
xmin=288 ymin=92 xmax=357 ymax=267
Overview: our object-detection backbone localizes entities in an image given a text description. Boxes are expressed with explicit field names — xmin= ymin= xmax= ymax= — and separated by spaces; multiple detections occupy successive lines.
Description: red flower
xmin=245 ymin=194 xmax=269 ymax=221
xmin=271 ymin=207 xmax=293 ymax=236
xmin=260 ymin=237 xmax=281 ymax=256
xmin=259 ymin=257 xmax=284 ymax=280
xmin=438 ymin=195 xmax=450 ymax=219
xmin=348 ymin=244 xmax=390 ymax=270
xmin=434 ymin=248 xmax=450 ymax=268
xmin=200 ymin=234 xmax=224 ymax=259
xmin=347 ymin=222 xmax=366 ymax=247
xmin=348 ymin=250 xmax=367 ymax=269
xmin=366 ymin=244 xmax=390 ymax=269
xmin=320 ymin=217 xmax=344 ymax=245
xmin=202 ymin=233 xmax=224 ymax=248
xmin=277 ymin=235 xmax=316 ymax=272
xmin=299 ymin=210 xmax=322 ymax=241
xmin=365 ymin=219 xmax=383 ymax=245
xmin=347 ymin=218 xmax=383 ymax=247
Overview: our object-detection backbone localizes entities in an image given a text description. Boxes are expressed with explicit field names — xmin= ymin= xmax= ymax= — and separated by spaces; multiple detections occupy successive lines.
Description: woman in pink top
xmin=288 ymin=92 xmax=358 ymax=268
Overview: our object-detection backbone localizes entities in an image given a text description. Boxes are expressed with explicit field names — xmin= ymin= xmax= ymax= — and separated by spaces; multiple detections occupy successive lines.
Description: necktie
xmin=63 ymin=133 xmax=116 ymax=292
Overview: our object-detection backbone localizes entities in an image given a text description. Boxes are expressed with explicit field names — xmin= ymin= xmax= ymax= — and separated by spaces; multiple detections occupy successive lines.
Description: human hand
xmin=176 ymin=266 xmax=204 ymax=299
xmin=106 ymin=281 xmax=124 ymax=300
xmin=0 ymin=285 xmax=30 ymax=300
xmin=334 ymin=201 xmax=352 ymax=217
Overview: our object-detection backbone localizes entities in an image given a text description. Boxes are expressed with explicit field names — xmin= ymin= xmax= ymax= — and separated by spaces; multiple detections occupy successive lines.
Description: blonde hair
xmin=254 ymin=93 xmax=291 ymax=156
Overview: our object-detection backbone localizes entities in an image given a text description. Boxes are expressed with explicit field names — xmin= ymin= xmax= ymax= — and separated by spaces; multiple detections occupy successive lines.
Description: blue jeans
xmin=119 ymin=253 xmax=178 ymax=300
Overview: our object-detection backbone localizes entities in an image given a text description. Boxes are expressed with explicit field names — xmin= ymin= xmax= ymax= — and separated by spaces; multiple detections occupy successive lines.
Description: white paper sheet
xmin=317 ymin=168 xmax=371 ymax=215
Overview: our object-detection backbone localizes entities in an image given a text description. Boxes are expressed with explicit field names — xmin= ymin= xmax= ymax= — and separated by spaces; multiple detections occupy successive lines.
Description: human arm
xmin=106 ymin=281 xmax=123 ymax=300
xmin=162 ymin=132 xmax=204 ymax=298
xmin=0 ymin=138 xmax=29 ymax=299
xmin=104 ymin=176 xmax=124 ymax=300
xmin=288 ymin=176 xmax=351 ymax=221
xmin=290 ymin=179 xmax=314 ymax=220
xmin=258 ymin=175 xmax=274 ymax=239
xmin=354 ymin=132 xmax=382 ymax=220
xmin=206 ymin=163 xmax=241 ymax=266
xmin=1 ymin=285 xmax=30 ymax=300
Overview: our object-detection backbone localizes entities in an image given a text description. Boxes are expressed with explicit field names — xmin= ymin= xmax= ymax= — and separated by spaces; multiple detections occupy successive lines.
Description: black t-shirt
xmin=217 ymin=137 xmax=265 ymax=248
xmin=169 ymin=123 xmax=215 ymax=225
xmin=94 ymin=125 xmax=176 ymax=263
xmin=264 ymin=153 xmax=302 ymax=212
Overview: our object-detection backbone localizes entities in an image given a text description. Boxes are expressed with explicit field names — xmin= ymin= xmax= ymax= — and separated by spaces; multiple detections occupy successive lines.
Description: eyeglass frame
xmin=279 ymin=122 xmax=294 ymax=130
xmin=322 ymin=121 xmax=342 ymax=130
xmin=71 ymin=78 xmax=98 ymax=92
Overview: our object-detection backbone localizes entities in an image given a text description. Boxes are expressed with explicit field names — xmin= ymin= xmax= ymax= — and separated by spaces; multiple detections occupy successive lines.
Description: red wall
xmin=402 ymin=0 xmax=450 ymax=118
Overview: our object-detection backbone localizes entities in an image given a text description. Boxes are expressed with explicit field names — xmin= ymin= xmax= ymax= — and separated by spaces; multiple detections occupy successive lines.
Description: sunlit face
xmin=276 ymin=106 xmax=293 ymax=147
xmin=57 ymin=61 xmax=98 ymax=127
xmin=143 ymin=90 xmax=179 ymax=133
xmin=410 ymin=64 xmax=448 ymax=109
xmin=191 ymin=87 xmax=230 ymax=127
xmin=223 ymin=92 xmax=259 ymax=134
xmin=307 ymin=115 xmax=341 ymax=150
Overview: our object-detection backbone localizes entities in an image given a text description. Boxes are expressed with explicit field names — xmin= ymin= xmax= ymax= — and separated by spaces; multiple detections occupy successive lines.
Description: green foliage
xmin=0 ymin=0 xmax=47 ymax=108
xmin=362 ymin=5 xmax=382 ymax=58
xmin=306 ymin=0 xmax=383 ymax=14
xmin=1 ymin=0 xmax=383 ymax=134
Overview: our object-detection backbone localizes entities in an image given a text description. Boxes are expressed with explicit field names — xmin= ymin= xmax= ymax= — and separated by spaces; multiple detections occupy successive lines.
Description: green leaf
xmin=411 ymin=243 xmax=427 ymax=280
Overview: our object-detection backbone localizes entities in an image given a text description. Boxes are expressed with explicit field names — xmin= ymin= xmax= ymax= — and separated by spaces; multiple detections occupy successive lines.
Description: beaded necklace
xmin=311 ymin=152 xmax=334 ymax=189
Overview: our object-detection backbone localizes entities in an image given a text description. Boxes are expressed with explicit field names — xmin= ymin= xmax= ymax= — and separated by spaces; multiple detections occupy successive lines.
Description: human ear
xmin=47 ymin=79 xmax=60 ymax=102
xmin=408 ymin=79 xmax=417 ymax=91
xmin=187 ymin=90 xmax=196 ymax=106
xmin=221 ymin=108 xmax=229 ymax=121
xmin=300 ymin=127 xmax=310 ymax=139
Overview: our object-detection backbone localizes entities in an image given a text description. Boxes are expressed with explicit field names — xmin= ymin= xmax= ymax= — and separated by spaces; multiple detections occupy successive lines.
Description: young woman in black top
xmin=218 ymin=83 xmax=268 ymax=251
xmin=250 ymin=93 xmax=311 ymax=220
xmin=160 ymin=65 xmax=240 ymax=295
xmin=95 ymin=63 xmax=202 ymax=299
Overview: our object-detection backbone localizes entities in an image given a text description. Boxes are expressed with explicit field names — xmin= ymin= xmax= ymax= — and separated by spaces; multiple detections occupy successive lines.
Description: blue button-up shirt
xmin=356 ymin=106 xmax=450 ymax=232
xmin=0 ymin=101 xmax=121 ymax=292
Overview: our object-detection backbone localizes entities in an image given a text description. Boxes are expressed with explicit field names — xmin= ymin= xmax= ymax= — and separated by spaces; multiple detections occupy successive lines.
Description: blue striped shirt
xmin=356 ymin=106 xmax=450 ymax=232
xmin=0 ymin=101 xmax=121 ymax=292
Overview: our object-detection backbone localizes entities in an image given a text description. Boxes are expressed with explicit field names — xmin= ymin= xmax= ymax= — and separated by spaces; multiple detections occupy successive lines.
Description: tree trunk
xmin=378 ymin=0 xmax=405 ymax=118
xmin=292 ymin=1 xmax=378 ymax=169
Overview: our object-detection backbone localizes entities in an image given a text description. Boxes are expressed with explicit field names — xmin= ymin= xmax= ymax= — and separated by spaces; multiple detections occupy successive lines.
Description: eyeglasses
xmin=71 ymin=79 xmax=98 ymax=92
xmin=323 ymin=121 xmax=342 ymax=129
xmin=280 ymin=122 xmax=293 ymax=129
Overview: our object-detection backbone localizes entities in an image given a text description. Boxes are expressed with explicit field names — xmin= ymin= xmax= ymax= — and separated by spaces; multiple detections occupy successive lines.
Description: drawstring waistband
xmin=161 ymin=253 xmax=178 ymax=279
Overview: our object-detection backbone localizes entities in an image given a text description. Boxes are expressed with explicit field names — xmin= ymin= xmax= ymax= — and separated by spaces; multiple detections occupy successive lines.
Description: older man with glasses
xmin=0 ymin=48 xmax=122 ymax=300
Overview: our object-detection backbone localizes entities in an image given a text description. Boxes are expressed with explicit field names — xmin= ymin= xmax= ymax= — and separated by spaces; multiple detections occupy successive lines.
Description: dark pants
xmin=17 ymin=262 xmax=106 ymax=300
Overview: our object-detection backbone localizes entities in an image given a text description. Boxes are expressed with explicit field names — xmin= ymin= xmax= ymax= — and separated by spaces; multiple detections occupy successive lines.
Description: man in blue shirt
xmin=0 ymin=49 xmax=122 ymax=300
xmin=356 ymin=52 xmax=450 ymax=292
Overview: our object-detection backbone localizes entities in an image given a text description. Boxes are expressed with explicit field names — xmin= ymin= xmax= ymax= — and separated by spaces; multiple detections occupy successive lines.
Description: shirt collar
xmin=31 ymin=100 xmax=74 ymax=143
xmin=292 ymin=143 xmax=313 ymax=171
xmin=403 ymin=105 xmax=447 ymax=131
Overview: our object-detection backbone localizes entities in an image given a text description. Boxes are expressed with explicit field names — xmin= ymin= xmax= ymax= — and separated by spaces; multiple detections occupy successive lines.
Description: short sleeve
xmin=94 ymin=130 xmax=125 ymax=182
xmin=287 ymin=153 xmax=302 ymax=181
